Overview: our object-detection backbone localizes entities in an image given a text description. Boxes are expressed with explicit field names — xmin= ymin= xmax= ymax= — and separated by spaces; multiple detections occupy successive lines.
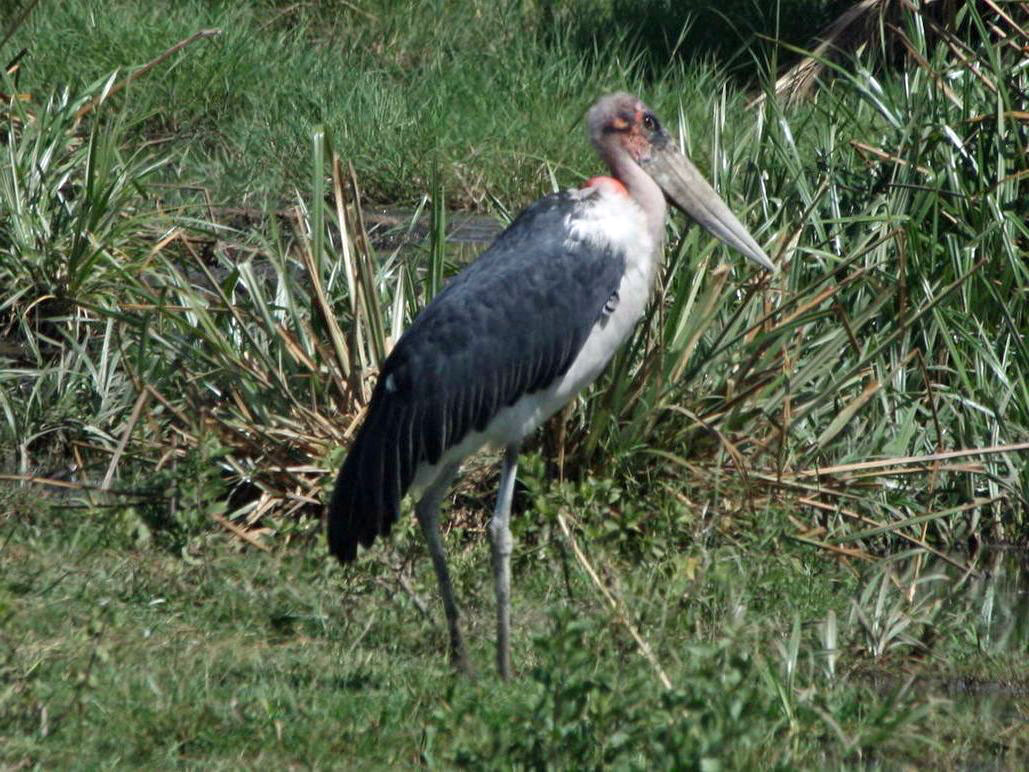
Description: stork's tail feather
xmin=327 ymin=401 xmax=408 ymax=564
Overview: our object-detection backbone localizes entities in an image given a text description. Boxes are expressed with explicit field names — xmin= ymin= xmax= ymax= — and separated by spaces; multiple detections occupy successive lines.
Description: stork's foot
xmin=447 ymin=626 xmax=474 ymax=677
xmin=450 ymin=646 xmax=474 ymax=678
xmin=496 ymin=644 xmax=511 ymax=681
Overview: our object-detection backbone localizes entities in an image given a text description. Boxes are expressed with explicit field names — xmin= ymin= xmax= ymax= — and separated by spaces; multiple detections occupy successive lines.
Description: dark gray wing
xmin=328 ymin=191 xmax=626 ymax=562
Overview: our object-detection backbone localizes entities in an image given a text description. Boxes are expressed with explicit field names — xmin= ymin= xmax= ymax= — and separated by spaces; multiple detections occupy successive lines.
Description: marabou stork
xmin=328 ymin=93 xmax=775 ymax=678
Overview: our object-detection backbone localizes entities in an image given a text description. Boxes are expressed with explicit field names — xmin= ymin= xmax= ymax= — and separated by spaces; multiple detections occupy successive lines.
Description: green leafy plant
xmin=0 ymin=73 xmax=165 ymax=475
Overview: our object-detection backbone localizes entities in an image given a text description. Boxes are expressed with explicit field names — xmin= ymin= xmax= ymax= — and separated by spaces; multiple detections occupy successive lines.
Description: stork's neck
xmin=603 ymin=150 xmax=668 ymax=247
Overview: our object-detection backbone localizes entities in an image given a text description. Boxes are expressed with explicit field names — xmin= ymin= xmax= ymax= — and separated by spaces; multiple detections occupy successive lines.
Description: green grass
xmin=2 ymin=0 xmax=697 ymax=208
xmin=2 ymin=0 xmax=1028 ymax=766
xmin=2 ymin=486 xmax=1027 ymax=768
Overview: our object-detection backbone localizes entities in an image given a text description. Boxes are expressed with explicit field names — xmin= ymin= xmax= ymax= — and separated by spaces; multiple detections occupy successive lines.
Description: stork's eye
xmin=642 ymin=112 xmax=659 ymax=132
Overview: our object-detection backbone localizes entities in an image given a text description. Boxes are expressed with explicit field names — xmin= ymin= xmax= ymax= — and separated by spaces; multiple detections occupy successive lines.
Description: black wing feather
xmin=327 ymin=191 xmax=628 ymax=563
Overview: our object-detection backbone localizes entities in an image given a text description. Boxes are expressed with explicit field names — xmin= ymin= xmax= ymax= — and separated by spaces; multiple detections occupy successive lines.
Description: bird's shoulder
xmin=377 ymin=189 xmax=627 ymax=402
xmin=438 ymin=188 xmax=627 ymax=295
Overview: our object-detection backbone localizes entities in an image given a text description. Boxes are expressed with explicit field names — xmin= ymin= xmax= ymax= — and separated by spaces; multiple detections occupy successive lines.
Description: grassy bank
xmin=2 ymin=0 xmax=703 ymax=208
xmin=4 ymin=0 xmax=853 ymax=209
xmin=2 ymin=0 xmax=1028 ymax=766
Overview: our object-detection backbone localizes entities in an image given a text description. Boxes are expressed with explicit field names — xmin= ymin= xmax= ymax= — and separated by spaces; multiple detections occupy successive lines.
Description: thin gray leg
xmin=489 ymin=444 xmax=520 ymax=679
xmin=415 ymin=464 xmax=471 ymax=675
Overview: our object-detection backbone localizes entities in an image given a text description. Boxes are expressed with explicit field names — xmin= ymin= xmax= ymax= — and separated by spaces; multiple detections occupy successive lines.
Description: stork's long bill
xmin=642 ymin=138 xmax=776 ymax=272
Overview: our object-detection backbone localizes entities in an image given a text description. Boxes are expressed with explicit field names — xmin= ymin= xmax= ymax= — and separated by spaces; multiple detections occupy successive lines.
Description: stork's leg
xmin=415 ymin=464 xmax=471 ymax=675
xmin=489 ymin=444 xmax=520 ymax=679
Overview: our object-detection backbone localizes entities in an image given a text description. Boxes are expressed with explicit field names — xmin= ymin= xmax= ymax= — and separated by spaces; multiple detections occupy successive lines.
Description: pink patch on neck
xmin=582 ymin=176 xmax=628 ymax=197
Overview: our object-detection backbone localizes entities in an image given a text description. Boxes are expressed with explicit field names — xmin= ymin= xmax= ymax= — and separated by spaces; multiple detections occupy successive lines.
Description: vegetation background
xmin=1 ymin=0 xmax=1027 ymax=767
